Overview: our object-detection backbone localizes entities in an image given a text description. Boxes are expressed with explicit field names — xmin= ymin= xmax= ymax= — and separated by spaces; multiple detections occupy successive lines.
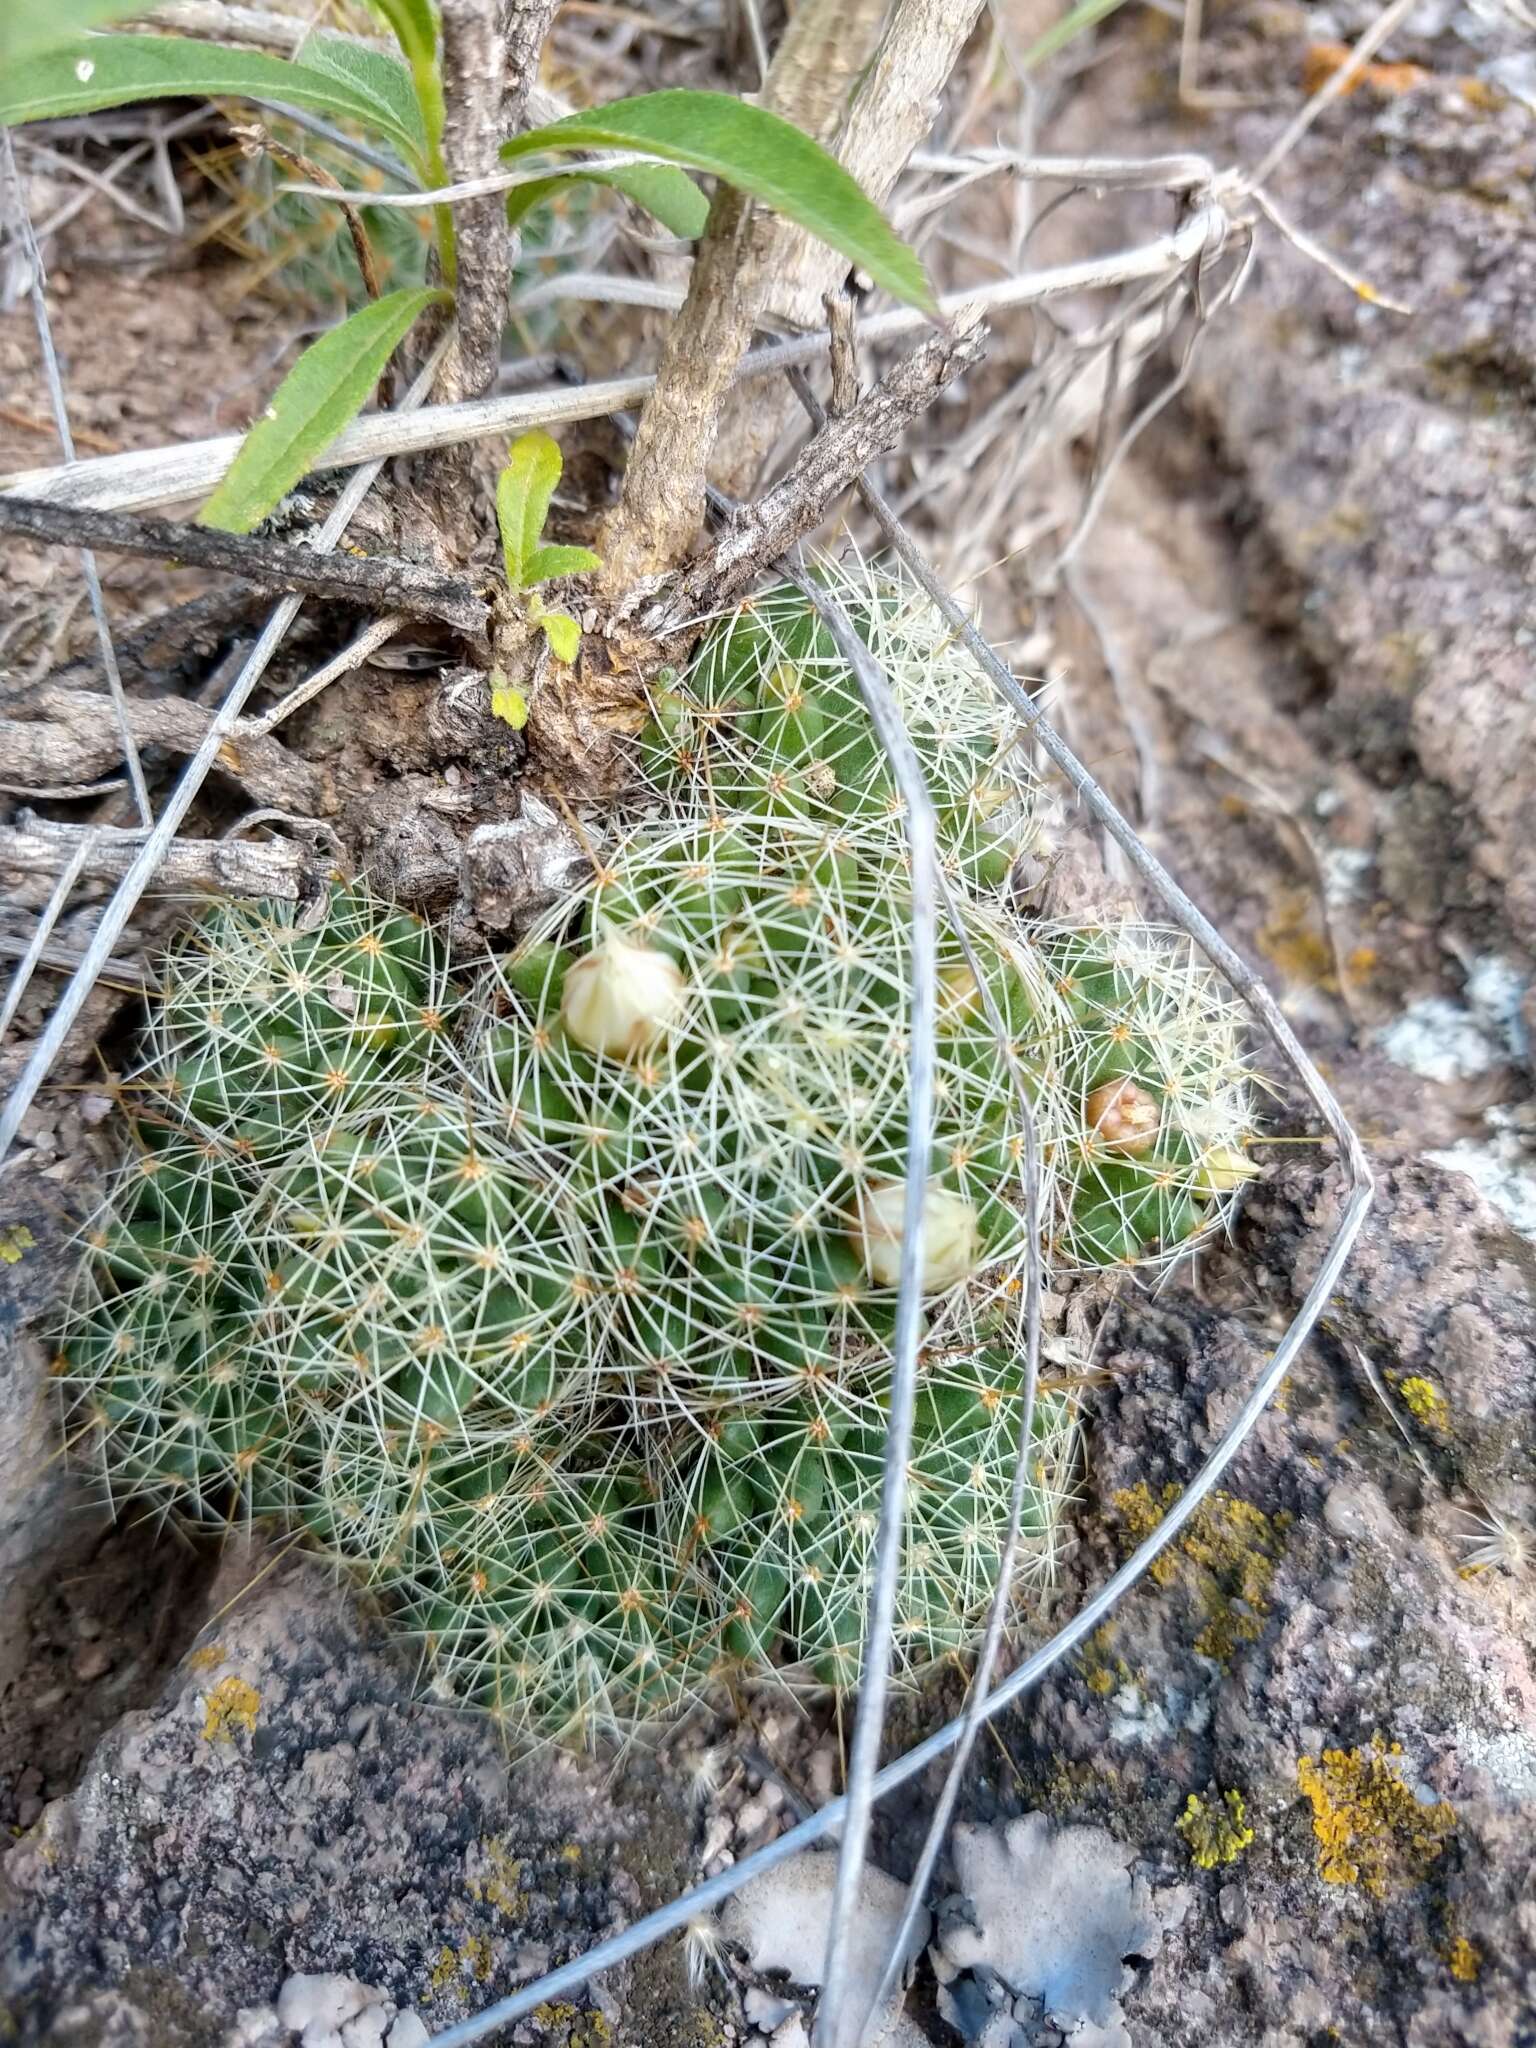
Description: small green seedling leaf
xmin=199 ymin=286 xmax=446 ymax=534
xmin=524 ymin=544 xmax=602 ymax=587
xmin=489 ymin=672 xmax=529 ymax=729
xmin=507 ymin=162 xmax=708 ymax=241
xmin=0 ymin=35 xmax=429 ymax=169
xmin=540 ymin=612 xmax=581 ymax=665
xmin=496 ymin=430 xmax=564 ymax=590
xmin=501 ymin=90 xmax=933 ymax=312
xmin=2 ymin=0 xmax=139 ymax=66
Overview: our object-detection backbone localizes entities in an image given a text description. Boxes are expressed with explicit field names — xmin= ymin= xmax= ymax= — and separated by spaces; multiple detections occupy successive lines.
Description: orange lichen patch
xmin=200 ymin=1674 xmax=259 ymax=1744
xmin=1111 ymin=1483 xmax=1290 ymax=1660
xmin=1302 ymin=43 xmax=1433 ymax=98
xmin=1177 ymin=1789 xmax=1256 ymax=1870
xmin=1296 ymin=1738 xmax=1455 ymax=1897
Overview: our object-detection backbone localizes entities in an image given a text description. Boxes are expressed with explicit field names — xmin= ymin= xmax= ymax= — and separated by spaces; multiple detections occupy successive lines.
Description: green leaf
xmin=523 ymin=544 xmax=601 ymax=587
xmin=507 ymin=162 xmax=707 ymax=241
xmin=294 ymin=35 xmax=429 ymax=169
xmin=489 ymin=673 xmax=529 ymax=729
xmin=0 ymin=34 xmax=429 ymax=170
xmin=357 ymin=2 xmax=445 ymax=171
xmin=540 ymin=612 xmax=581 ymax=665
xmin=496 ymin=430 xmax=563 ymax=590
xmin=199 ymin=286 xmax=446 ymax=534
xmin=1 ymin=0 xmax=139 ymax=67
xmin=1019 ymin=0 xmax=1129 ymax=71
xmin=360 ymin=0 xmax=438 ymax=78
xmin=501 ymin=89 xmax=933 ymax=313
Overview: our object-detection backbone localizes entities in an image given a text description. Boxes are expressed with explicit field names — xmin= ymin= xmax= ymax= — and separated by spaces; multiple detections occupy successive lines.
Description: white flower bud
xmin=853 ymin=1178 xmax=979 ymax=1293
xmin=561 ymin=934 xmax=685 ymax=1057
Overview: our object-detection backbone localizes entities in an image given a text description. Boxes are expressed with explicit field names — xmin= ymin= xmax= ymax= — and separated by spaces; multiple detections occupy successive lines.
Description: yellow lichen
xmin=531 ymin=2005 xmax=612 ymax=2045
xmin=0 ymin=1225 xmax=35 ymax=1265
xmin=1177 ymin=1789 xmax=1256 ymax=1870
xmin=186 ymin=1644 xmax=226 ymax=1672
xmin=468 ymin=1836 xmax=528 ymax=1918
xmin=1110 ymin=1483 xmax=1290 ymax=1662
xmin=200 ymin=1675 xmax=259 ymax=1744
xmin=1445 ymin=1934 xmax=1480 ymax=1983
xmin=1296 ymin=1738 xmax=1455 ymax=1898
xmin=1398 ymin=1376 xmax=1449 ymax=1432
xmin=429 ymin=1937 xmax=494 ymax=2000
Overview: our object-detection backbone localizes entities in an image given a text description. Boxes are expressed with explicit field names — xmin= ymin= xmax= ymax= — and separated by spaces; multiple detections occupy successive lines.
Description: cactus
xmin=51 ymin=571 xmax=1259 ymax=1748
xmin=469 ymin=810 xmax=1059 ymax=1420
xmin=138 ymin=884 xmax=454 ymax=1157
xmin=641 ymin=552 xmax=1051 ymax=897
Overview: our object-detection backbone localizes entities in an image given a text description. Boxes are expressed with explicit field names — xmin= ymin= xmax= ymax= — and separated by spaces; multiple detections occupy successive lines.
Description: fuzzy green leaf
xmin=540 ymin=612 xmax=581 ymax=665
xmin=501 ymin=89 xmax=933 ymax=312
xmin=360 ymin=0 xmax=437 ymax=76
xmin=523 ymin=544 xmax=601 ymax=587
xmin=1 ymin=0 xmax=138 ymax=67
xmin=357 ymin=1 xmax=445 ymax=169
xmin=489 ymin=673 xmax=529 ymax=729
xmin=199 ymin=286 xmax=446 ymax=534
xmin=507 ymin=162 xmax=707 ymax=240
xmin=0 ymin=34 xmax=428 ymax=169
xmin=496 ymin=430 xmax=563 ymax=590
xmin=294 ymin=35 xmax=429 ymax=168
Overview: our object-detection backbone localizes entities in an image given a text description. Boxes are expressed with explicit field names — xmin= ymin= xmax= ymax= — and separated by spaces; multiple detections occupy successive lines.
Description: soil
xmin=2 ymin=1 xmax=1534 ymax=2043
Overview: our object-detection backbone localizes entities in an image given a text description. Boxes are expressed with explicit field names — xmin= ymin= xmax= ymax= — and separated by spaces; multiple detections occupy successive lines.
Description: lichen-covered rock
xmin=964 ymin=1150 xmax=1536 ymax=2047
xmin=0 ymin=1551 xmax=651 ymax=2047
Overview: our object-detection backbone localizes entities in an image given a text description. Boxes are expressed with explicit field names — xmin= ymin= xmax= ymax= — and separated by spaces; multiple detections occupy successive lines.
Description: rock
xmin=0 ymin=1550 xmax=644 ymax=2045
xmin=974 ymin=1150 xmax=1536 ymax=2046
xmin=934 ymin=1814 xmax=1185 ymax=2048
xmin=384 ymin=2018 xmax=429 ymax=2048
xmin=719 ymin=1850 xmax=928 ymax=2043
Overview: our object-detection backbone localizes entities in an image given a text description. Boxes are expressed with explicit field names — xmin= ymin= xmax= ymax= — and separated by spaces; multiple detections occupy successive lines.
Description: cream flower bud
xmin=1085 ymin=1076 xmax=1160 ymax=1155
xmin=853 ymin=1178 xmax=979 ymax=1293
xmin=561 ymin=934 xmax=685 ymax=1057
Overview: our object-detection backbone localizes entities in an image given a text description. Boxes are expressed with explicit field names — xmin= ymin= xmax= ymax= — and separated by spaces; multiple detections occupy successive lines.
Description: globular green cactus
xmin=52 ymin=569 xmax=1260 ymax=1749
xmin=1037 ymin=923 xmax=1258 ymax=1268
xmin=641 ymin=552 xmax=1050 ymax=897
xmin=650 ymin=1339 xmax=1072 ymax=1694
xmin=140 ymin=884 xmax=454 ymax=1157
xmin=469 ymin=811 xmax=1058 ymax=1420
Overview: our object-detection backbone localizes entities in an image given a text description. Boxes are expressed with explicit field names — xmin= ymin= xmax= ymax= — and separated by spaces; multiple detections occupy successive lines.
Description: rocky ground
xmin=2 ymin=2 xmax=1533 ymax=2044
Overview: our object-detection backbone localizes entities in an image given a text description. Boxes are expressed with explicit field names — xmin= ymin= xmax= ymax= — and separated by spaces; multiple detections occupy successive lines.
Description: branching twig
xmin=644 ymin=315 xmax=988 ymax=630
xmin=0 ymin=816 xmax=313 ymax=900
xmin=710 ymin=0 xmax=989 ymax=496
xmin=598 ymin=0 xmax=891 ymax=593
xmin=0 ymin=496 xmax=488 ymax=638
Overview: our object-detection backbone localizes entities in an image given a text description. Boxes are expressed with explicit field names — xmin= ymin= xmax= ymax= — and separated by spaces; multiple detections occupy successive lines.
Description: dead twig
xmin=0 ymin=816 xmax=313 ymax=901
xmin=644 ymin=314 xmax=988 ymax=631
xmin=0 ymin=497 xmax=488 ymax=638
xmin=230 ymin=120 xmax=381 ymax=300
xmin=4 ymin=686 xmax=331 ymax=814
